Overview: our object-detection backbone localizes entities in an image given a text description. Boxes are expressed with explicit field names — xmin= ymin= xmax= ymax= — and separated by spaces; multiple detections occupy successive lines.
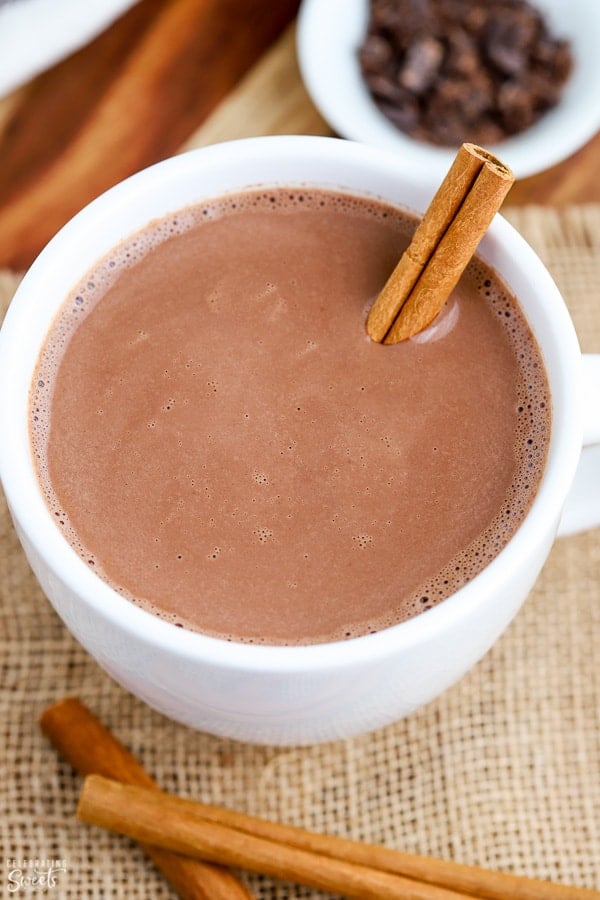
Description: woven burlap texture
xmin=1 ymin=205 xmax=599 ymax=898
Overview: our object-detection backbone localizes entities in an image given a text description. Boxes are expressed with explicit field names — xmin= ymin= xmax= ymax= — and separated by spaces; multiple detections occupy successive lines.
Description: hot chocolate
xmin=30 ymin=187 xmax=550 ymax=644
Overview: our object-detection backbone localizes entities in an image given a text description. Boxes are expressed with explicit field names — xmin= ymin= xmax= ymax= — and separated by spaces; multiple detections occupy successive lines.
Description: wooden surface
xmin=0 ymin=0 xmax=598 ymax=272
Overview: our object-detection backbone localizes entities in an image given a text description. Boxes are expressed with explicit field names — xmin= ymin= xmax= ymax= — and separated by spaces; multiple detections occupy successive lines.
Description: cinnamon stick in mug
xmin=366 ymin=143 xmax=514 ymax=343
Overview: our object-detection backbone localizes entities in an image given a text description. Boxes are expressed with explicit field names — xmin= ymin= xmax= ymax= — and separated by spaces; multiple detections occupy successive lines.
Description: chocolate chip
xmin=359 ymin=34 xmax=394 ymax=74
xmin=398 ymin=37 xmax=444 ymax=94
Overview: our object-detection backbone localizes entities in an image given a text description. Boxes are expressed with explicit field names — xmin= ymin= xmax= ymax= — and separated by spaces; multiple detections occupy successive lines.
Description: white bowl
xmin=297 ymin=0 xmax=600 ymax=180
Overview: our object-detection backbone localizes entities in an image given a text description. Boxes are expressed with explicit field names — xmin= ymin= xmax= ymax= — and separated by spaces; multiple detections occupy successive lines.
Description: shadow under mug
xmin=0 ymin=136 xmax=599 ymax=745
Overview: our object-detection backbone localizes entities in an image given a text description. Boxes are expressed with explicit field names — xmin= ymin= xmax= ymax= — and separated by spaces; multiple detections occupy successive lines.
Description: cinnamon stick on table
xmin=367 ymin=143 xmax=514 ymax=343
xmin=77 ymin=774 xmax=600 ymax=900
xmin=39 ymin=697 xmax=252 ymax=900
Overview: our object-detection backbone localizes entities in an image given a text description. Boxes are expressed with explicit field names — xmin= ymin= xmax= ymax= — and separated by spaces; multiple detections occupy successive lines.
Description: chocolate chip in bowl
xmin=297 ymin=0 xmax=600 ymax=179
xmin=358 ymin=0 xmax=573 ymax=149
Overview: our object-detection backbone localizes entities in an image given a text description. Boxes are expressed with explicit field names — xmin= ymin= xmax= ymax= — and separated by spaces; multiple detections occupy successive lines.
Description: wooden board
xmin=0 ymin=0 xmax=301 ymax=270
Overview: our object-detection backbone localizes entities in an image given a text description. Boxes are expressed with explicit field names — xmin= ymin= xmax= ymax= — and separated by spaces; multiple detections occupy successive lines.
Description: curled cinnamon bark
xmin=366 ymin=142 xmax=514 ymax=343
xmin=39 ymin=697 xmax=252 ymax=900
xmin=77 ymin=773 xmax=600 ymax=900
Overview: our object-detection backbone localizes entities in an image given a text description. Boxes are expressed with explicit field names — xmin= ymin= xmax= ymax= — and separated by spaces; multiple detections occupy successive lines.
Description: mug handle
xmin=558 ymin=353 xmax=600 ymax=537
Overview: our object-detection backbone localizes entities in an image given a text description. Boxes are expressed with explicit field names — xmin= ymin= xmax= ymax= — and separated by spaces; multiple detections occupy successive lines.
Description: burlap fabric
xmin=1 ymin=205 xmax=599 ymax=897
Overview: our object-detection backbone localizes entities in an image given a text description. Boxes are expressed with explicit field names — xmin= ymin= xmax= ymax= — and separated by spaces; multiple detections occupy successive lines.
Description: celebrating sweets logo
xmin=5 ymin=859 xmax=67 ymax=893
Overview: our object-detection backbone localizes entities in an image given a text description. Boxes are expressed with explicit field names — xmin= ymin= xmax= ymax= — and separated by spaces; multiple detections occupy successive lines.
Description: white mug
xmin=1 ymin=136 xmax=599 ymax=745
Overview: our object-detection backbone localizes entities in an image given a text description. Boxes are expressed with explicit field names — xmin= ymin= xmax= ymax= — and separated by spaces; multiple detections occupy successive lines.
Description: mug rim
xmin=0 ymin=135 xmax=584 ymax=673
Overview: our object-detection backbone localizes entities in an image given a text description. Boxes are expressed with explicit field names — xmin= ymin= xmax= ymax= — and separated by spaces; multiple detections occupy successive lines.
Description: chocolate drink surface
xmin=30 ymin=188 xmax=550 ymax=645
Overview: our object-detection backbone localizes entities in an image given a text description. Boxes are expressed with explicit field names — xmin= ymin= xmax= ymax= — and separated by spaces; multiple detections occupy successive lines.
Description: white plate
xmin=0 ymin=0 xmax=139 ymax=97
xmin=297 ymin=0 xmax=600 ymax=180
